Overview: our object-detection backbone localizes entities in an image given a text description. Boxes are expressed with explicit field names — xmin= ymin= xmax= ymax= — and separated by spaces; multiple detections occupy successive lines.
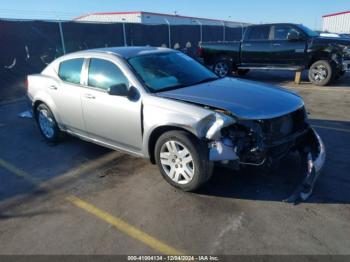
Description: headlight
xmin=205 ymin=113 xmax=235 ymax=140
xmin=342 ymin=46 xmax=350 ymax=57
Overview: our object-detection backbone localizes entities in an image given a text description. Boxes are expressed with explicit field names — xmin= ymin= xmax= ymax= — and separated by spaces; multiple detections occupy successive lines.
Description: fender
xmin=141 ymin=95 xmax=218 ymax=158
xmin=307 ymin=38 xmax=345 ymax=68
xmin=32 ymin=91 xmax=62 ymax=126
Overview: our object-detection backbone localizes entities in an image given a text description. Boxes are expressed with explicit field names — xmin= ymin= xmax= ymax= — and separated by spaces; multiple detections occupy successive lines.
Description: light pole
xmin=240 ymin=23 xmax=245 ymax=41
xmin=222 ymin=21 xmax=226 ymax=41
xmin=122 ymin=18 xmax=127 ymax=46
xmin=58 ymin=22 xmax=66 ymax=54
xmin=164 ymin=18 xmax=171 ymax=48
xmin=54 ymin=12 xmax=66 ymax=54
xmin=193 ymin=20 xmax=203 ymax=43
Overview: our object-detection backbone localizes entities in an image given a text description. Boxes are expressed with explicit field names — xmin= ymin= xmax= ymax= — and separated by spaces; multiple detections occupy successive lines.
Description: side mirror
xmin=107 ymin=83 xmax=129 ymax=96
xmin=287 ymin=30 xmax=301 ymax=41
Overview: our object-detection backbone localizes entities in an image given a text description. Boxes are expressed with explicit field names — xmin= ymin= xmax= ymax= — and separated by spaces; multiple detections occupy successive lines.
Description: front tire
xmin=155 ymin=131 xmax=213 ymax=191
xmin=35 ymin=103 xmax=61 ymax=143
xmin=308 ymin=60 xmax=335 ymax=86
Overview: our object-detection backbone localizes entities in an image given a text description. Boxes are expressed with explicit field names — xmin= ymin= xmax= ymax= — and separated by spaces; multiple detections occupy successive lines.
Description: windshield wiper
xmin=191 ymin=77 xmax=219 ymax=86
xmin=155 ymin=84 xmax=189 ymax=93
xmin=154 ymin=77 xmax=219 ymax=93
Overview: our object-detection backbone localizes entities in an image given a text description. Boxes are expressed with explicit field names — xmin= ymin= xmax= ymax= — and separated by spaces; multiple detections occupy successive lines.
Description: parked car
xmin=319 ymin=32 xmax=341 ymax=38
xmin=26 ymin=47 xmax=325 ymax=201
xmin=198 ymin=23 xmax=350 ymax=86
xmin=339 ymin=34 xmax=350 ymax=39
xmin=318 ymin=32 xmax=350 ymax=39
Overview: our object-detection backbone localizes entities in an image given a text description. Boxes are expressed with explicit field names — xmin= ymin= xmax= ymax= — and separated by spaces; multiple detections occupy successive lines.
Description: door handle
xmin=244 ymin=43 xmax=252 ymax=47
xmin=272 ymin=43 xmax=281 ymax=46
xmin=83 ymin=94 xmax=95 ymax=99
xmin=49 ymin=85 xmax=58 ymax=90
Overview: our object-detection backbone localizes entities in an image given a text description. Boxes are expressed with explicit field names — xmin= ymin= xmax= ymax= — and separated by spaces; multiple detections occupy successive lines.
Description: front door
xmin=269 ymin=25 xmax=307 ymax=66
xmin=81 ymin=58 xmax=142 ymax=152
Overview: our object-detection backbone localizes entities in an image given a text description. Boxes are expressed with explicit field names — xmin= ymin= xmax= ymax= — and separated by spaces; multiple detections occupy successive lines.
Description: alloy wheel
xmin=159 ymin=140 xmax=195 ymax=185
xmin=310 ymin=65 xmax=328 ymax=83
xmin=214 ymin=62 xmax=229 ymax=77
xmin=38 ymin=109 xmax=55 ymax=139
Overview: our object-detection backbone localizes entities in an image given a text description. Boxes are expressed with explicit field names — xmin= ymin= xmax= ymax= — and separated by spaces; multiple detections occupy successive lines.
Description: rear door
xmin=241 ymin=25 xmax=273 ymax=66
xmin=270 ymin=24 xmax=307 ymax=66
xmin=50 ymin=58 xmax=86 ymax=134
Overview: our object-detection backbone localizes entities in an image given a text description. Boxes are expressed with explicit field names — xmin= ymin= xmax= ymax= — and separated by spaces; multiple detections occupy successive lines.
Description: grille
xmin=227 ymin=107 xmax=308 ymax=165
xmin=261 ymin=107 xmax=307 ymax=142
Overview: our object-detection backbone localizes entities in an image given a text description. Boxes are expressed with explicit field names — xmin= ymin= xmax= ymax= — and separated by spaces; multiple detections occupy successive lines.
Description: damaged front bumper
xmin=284 ymin=127 xmax=326 ymax=204
xmin=208 ymin=127 xmax=326 ymax=204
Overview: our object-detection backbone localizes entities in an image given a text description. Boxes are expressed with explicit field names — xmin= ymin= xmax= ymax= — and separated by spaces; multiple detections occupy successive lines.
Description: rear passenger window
xmin=246 ymin=26 xmax=271 ymax=41
xmin=58 ymin=58 xmax=84 ymax=84
xmin=88 ymin=58 xmax=128 ymax=91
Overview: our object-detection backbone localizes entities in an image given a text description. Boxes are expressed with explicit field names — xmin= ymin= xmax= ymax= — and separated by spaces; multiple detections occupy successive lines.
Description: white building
xmin=322 ymin=11 xmax=350 ymax=34
xmin=74 ymin=11 xmax=247 ymax=28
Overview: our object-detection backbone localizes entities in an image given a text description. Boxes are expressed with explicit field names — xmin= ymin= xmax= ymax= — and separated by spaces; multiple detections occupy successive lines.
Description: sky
xmin=0 ymin=0 xmax=349 ymax=30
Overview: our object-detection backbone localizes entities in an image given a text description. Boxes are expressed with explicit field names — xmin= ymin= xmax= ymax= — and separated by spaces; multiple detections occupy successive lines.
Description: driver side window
xmin=88 ymin=58 xmax=128 ymax=91
xmin=274 ymin=25 xmax=300 ymax=40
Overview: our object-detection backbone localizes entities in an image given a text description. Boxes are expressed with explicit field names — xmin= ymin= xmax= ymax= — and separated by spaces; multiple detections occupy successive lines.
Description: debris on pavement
xmin=18 ymin=110 xmax=33 ymax=118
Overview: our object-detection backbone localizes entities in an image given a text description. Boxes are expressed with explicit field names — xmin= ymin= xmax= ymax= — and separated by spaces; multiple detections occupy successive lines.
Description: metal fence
xmin=0 ymin=19 xmax=244 ymax=99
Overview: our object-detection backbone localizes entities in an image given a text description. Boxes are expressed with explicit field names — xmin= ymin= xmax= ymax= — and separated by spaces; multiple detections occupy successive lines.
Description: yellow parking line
xmin=0 ymin=158 xmax=184 ymax=255
xmin=0 ymin=158 xmax=40 ymax=185
xmin=0 ymin=152 xmax=120 ymax=191
xmin=312 ymin=125 xmax=350 ymax=134
xmin=67 ymin=195 xmax=184 ymax=255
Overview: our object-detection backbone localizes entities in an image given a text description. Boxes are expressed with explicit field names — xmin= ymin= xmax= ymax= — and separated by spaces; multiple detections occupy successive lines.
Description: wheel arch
xmin=307 ymin=51 xmax=338 ymax=69
xmin=214 ymin=56 xmax=236 ymax=69
xmin=147 ymin=125 xmax=199 ymax=164
xmin=33 ymin=100 xmax=45 ymax=120
xmin=32 ymin=95 xmax=61 ymax=124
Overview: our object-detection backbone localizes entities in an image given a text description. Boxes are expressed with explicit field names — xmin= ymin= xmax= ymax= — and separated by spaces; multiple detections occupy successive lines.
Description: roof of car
xmin=76 ymin=46 xmax=175 ymax=59
xmin=248 ymin=23 xmax=298 ymax=27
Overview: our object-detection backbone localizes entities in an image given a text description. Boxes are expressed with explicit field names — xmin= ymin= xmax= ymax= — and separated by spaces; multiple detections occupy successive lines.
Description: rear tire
xmin=155 ymin=130 xmax=213 ymax=192
xmin=213 ymin=60 xmax=232 ymax=78
xmin=308 ymin=60 xmax=335 ymax=86
xmin=35 ymin=103 xmax=61 ymax=143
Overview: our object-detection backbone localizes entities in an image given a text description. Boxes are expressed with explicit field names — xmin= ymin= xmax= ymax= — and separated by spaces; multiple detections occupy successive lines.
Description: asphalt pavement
xmin=0 ymin=71 xmax=349 ymax=255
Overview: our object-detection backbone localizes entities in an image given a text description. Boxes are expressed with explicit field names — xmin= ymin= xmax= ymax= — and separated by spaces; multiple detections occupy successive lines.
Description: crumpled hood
xmin=157 ymin=78 xmax=304 ymax=119
xmin=313 ymin=36 xmax=350 ymax=46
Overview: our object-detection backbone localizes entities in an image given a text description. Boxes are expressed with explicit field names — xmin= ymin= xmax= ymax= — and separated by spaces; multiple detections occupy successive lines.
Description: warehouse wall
xmin=0 ymin=19 xmax=243 ymax=100
xmin=323 ymin=13 xmax=350 ymax=34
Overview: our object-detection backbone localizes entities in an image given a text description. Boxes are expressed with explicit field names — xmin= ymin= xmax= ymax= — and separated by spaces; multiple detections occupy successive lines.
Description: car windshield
xmin=128 ymin=52 xmax=219 ymax=92
xmin=297 ymin=24 xmax=319 ymax=37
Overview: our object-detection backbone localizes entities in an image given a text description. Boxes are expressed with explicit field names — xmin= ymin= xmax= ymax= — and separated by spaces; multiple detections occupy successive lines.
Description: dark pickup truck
xmin=198 ymin=23 xmax=350 ymax=86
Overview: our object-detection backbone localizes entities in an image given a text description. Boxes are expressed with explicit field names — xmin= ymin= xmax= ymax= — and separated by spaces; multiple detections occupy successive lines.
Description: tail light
xmin=24 ymin=77 xmax=28 ymax=91
xmin=197 ymin=46 xmax=203 ymax=57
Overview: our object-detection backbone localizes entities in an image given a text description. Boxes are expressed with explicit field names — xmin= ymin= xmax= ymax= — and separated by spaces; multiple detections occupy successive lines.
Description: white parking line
xmin=312 ymin=125 xmax=350 ymax=134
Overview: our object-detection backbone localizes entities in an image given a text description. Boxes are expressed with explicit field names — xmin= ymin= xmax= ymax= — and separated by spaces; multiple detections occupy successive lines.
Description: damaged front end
xmin=284 ymin=128 xmax=326 ymax=204
xmin=205 ymin=107 xmax=326 ymax=203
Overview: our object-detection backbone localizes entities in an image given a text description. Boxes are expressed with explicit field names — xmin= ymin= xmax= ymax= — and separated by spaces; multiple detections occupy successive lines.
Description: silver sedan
xmin=27 ymin=47 xmax=325 ymax=201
